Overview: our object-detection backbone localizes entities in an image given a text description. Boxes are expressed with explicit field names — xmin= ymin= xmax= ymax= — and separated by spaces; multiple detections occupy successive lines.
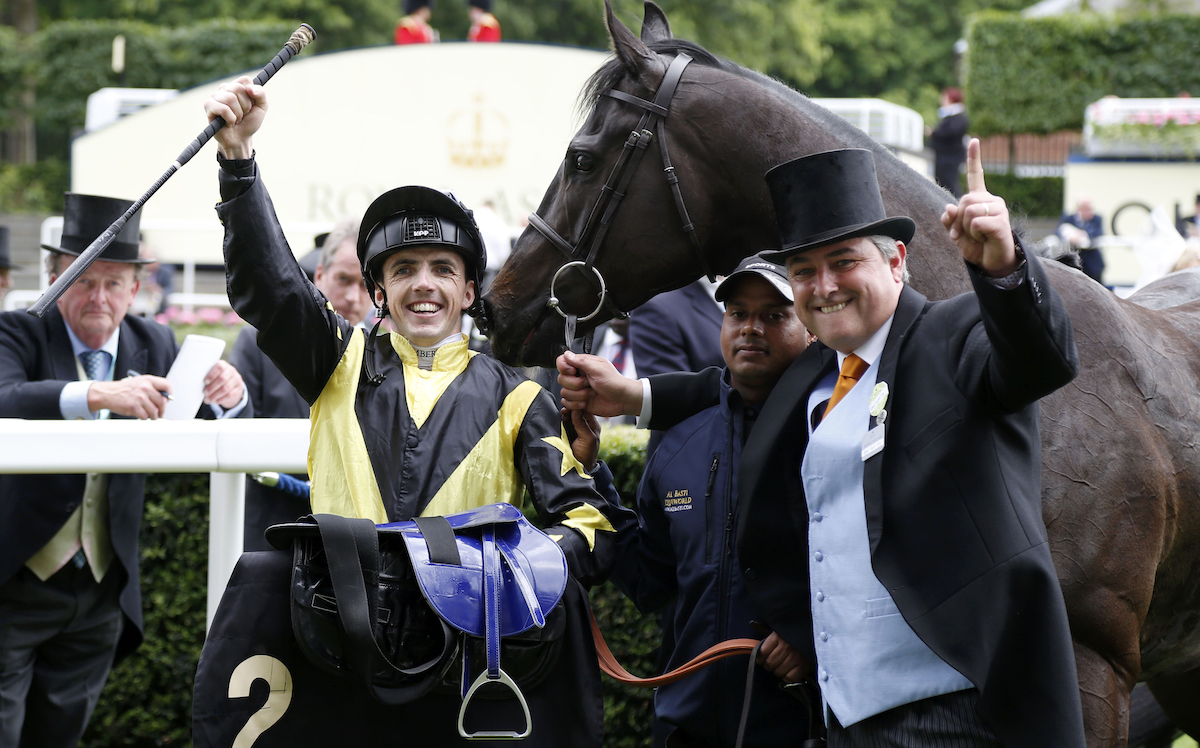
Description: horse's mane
xmin=578 ymin=36 xmax=953 ymax=210
xmin=579 ymin=39 xmax=869 ymax=150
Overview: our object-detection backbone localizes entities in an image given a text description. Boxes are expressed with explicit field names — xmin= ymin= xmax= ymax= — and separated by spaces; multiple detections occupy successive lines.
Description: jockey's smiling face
xmin=376 ymin=247 xmax=475 ymax=347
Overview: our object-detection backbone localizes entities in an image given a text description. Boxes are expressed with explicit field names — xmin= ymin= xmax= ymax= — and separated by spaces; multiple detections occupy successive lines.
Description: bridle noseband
xmin=528 ymin=53 xmax=715 ymax=351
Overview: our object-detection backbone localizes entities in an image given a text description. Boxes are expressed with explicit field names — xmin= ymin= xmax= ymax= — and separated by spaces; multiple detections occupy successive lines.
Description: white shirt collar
xmin=835 ymin=312 xmax=895 ymax=370
xmin=64 ymin=320 xmax=120 ymax=361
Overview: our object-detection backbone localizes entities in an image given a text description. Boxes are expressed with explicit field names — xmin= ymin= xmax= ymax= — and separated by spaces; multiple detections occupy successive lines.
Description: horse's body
xmin=483 ymin=5 xmax=1200 ymax=743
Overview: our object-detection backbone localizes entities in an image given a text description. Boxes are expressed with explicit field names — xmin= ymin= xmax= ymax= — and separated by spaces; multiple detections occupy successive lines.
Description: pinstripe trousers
xmin=827 ymin=688 xmax=1004 ymax=748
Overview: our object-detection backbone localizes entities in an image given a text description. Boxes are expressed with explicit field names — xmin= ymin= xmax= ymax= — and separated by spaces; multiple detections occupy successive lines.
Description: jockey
xmin=193 ymin=75 xmax=633 ymax=747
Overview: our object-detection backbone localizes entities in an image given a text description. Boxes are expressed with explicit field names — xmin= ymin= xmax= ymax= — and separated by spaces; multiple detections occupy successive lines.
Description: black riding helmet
xmin=357 ymin=186 xmax=487 ymax=318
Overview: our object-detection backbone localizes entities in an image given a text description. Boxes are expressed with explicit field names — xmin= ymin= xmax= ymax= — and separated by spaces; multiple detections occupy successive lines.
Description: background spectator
xmin=630 ymin=277 xmax=724 ymax=457
xmin=1176 ymin=193 xmax=1200 ymax=240
xmin=395 ymin=0 xmax=438 ymax=44
xmin=1058 ymin=197 xmax=1105 ymax=284
xmin=468 ymin=0 xmax=501 ymax=42
xmin=929 ymin=87 xmax=968 ymax=198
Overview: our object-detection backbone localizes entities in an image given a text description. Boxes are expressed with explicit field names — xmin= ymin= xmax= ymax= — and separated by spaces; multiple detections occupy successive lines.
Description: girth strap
xmin=313 ymin=514 xmax=455 ymax=705
xmin=413 ymin=516 xmax=462 ymax=566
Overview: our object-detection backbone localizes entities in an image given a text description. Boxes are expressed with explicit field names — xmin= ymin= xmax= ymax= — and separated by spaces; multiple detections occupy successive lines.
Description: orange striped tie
xmin=823 ymin=354 xmax=869 ymax=420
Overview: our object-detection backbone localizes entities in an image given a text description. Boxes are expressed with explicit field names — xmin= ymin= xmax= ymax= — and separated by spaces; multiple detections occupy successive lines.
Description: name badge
xmin=862 ymin=423 xmax=885 ymax=461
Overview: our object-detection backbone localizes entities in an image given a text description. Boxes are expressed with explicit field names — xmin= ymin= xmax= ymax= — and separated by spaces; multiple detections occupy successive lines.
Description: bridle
xmin=527 ymin=53 xmax=716 ymax=351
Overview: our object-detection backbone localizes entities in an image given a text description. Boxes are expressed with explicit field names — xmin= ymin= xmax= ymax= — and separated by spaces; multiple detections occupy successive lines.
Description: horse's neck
xmin=710 ymin=76 xmax=972 ymax=301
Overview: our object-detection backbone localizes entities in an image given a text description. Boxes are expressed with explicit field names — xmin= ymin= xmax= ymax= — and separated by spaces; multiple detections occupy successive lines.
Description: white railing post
xmin=0 ymin=419 xmax=309 ymax=636
xmin=207 ymin=471 xmax=246 ymax=630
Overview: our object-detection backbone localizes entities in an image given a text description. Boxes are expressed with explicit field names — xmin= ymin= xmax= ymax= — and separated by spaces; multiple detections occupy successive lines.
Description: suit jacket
xmin=0 ymin=308 xmax=228 ymax=661
xmin=230 ymin=325 xmax=311 ymax=551
xmin=649 ymin=254 xmax=1085 ymax=747
xmin=629 ymin=280 xmax=723 ymax=378
xmin=931 ymin=111 xmax=969 ymax=167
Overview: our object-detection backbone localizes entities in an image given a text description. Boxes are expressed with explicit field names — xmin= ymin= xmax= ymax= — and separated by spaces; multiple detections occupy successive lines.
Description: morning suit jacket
xmin=648 ymin=253 xmax=1086 ymax=747
xmin=0 ymin=308 xmax=234 ymax=661
xmin=229 ymin=325 xmax=310 ymax=551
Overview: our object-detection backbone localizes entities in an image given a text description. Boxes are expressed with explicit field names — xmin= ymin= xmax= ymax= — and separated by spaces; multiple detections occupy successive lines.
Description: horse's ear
xmin=606 ymin=0 xmax=659 ymax=81
xmin=640 ymin=1 xmax=672 ymax=43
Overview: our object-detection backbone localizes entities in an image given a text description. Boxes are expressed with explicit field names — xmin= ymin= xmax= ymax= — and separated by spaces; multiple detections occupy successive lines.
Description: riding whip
xmin=26 ymin=23 xmax=316 ymax=318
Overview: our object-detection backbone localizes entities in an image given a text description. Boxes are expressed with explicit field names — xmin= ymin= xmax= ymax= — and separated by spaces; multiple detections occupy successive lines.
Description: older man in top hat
xmin=0 ymin=193 xmax=248 ymax=747
xmin=559 ymin=141 xmax=1085 ymax=747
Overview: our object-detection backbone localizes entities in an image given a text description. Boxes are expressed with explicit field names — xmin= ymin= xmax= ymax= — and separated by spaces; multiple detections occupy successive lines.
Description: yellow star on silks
xmin=542 ymin=426 xmax=593 ymax=480
xmin=562 ymin=504 xmax=616 ymax=550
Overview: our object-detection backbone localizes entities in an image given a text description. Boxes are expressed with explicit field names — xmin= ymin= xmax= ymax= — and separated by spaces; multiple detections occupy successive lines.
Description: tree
xmin=806 ymin=0 xmax=1037 ymax=122
xmin=2 ymin=0 xmax=37 ymax=164
xmin=32 ymin=0 xmax=397 ymax=50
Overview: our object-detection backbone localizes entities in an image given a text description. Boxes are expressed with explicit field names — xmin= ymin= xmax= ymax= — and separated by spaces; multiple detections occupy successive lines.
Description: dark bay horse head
xmin=485 ymin=0 xmax=970 ymax=367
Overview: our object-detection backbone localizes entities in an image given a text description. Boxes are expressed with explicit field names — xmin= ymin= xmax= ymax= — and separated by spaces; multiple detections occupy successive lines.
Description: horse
xmin=483 ymin=3 xmax=1200 ymax=744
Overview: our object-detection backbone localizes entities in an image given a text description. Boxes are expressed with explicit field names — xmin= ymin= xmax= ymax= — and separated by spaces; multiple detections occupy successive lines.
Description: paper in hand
xmin=164 ymin=334 xmax=226 ymax=420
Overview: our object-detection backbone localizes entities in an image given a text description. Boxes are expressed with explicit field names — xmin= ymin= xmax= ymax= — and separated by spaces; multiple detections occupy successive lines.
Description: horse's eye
xmin=573 ymin=152 xmax=595 ymax=172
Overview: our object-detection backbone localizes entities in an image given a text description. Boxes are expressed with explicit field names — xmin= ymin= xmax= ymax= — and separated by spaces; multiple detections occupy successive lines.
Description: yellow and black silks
xmin=192 ymin=168 xmax=630 ymax=746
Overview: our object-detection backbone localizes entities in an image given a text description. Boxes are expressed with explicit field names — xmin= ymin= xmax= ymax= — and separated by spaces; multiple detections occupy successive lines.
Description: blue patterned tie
xmin=79 ymin=350 xmax=110 ymax=381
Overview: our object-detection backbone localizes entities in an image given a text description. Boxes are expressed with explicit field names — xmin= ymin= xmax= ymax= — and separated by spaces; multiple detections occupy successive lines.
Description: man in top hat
xmin=229 ymin=216 xmax=373 ymax=551
xmin=190 ymin=76 xmax=632 ymax=746
xmin=0 ymin=226 xmax=19 ymax=302
xmin=394 ymin=0 xmax=438 ymax=44
xmin=558 ymin=141 xmax=1085 ymax=747
xmin=605 ymin=253 xmax=814 ymax=747
xmin=0 ymin=193 xmax=248 ymax=747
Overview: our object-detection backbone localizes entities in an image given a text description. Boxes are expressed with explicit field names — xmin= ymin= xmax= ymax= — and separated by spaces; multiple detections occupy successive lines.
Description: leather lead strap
xmin=733 ymin=640 xmax=765 ymax=748
xmin=590 ymin=608 xmax=759 ymax=687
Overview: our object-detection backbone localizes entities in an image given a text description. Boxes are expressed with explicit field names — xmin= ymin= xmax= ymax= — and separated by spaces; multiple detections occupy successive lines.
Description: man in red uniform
xmin=468 ymin=0 xmax=501 ymax=42
xmin=394 ymin=0 xmax=438 ymax=44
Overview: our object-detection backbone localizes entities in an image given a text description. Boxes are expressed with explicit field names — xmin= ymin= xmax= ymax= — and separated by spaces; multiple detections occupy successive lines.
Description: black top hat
xmin=41 ymin=193 xmax=151 ymax=264
xmin=760 ymin=149 xmax=915 ymax=263
xmin=715 ymin=253 xmax=793 ymax=303
xmin=0 ymin=226 xmax=19 ymax=271
xmin=403 ymin=0 xmax=433 ymax=14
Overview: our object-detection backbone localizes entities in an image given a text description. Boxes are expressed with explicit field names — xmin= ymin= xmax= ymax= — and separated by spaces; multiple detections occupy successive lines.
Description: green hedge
xmin=82 ymin=428 xmax=660 ymax=747
xmin=0 ymin=157 xmax=69 ymax=213
xmin=82 ymin=474 xmax=209 ymax=747
xmin=31 ymin=19 xmax=299 ymax=165
xmin=967 ymin=173 xmax=1064 ymax=218
xmin=965 ymin=12 xmax=1200 ymax=136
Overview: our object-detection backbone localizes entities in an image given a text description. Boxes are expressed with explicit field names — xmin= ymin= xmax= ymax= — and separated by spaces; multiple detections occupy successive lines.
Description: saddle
xmin=267 ymin=502 xmax=568 ymax=740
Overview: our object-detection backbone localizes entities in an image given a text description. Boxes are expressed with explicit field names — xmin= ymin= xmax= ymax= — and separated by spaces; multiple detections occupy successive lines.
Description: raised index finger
xmin=965 ymin=137 xmax=986 ymax=194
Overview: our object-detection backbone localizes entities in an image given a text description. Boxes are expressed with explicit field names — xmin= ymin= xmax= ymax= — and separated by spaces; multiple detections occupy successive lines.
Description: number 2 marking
xmin=228 ymin=655 xmax=293 ymax=747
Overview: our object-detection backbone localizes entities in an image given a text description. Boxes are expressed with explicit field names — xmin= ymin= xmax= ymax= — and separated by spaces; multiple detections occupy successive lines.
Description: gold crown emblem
xmin=447 ymin=93 xmax=510 ymax=168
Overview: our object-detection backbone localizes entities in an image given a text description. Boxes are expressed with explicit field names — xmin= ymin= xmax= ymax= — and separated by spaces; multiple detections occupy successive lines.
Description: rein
xmin=529 ymin=52 xmax=715 ymax=353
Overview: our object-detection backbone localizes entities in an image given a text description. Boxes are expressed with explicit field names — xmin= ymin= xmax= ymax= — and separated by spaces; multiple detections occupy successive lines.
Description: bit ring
xmin=546 ymin=261 xmax=607 ymax=322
